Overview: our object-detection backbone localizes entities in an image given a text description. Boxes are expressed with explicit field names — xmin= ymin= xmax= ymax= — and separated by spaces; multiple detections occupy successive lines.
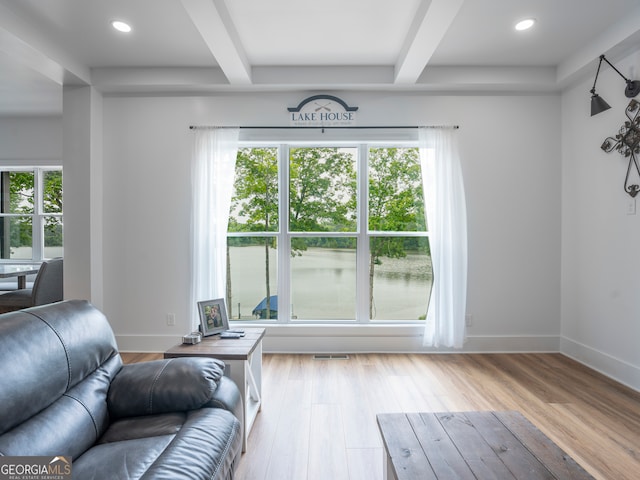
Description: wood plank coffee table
xmin=377 ymin=411 xmax=594 ymax=480
xmin=164 ymin=327 xmax=265 ymax=452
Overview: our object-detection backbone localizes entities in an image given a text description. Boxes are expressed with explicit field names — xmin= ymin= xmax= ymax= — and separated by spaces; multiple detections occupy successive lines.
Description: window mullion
xmin=33 ymin=169 xmax=44 ymax=260
xmin=277 ymin=144 xmax=290 ymax=323
xmin=356 ymin=144 xmax=369 ymax=323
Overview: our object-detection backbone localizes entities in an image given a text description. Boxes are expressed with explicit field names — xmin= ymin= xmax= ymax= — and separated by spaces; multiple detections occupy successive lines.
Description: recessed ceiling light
xmin=111 ymin=20 xmax=132 ymax=33
xmin=515 ymin=18 xmax=535 ymax=31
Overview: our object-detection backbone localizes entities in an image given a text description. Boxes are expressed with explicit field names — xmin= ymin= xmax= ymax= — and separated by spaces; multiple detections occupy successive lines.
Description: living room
xmin=0 ymin=1 xmax=639 ymax=479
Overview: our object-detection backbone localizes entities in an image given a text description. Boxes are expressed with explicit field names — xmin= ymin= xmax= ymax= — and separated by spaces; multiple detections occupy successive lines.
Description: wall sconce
xmin=590 ymin=54 xmax=640 ymax=116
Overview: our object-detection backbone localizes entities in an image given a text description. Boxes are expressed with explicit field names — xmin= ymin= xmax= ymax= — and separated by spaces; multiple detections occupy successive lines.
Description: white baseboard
xmin=116 ymin=325 xmax=560 ymax=354
xmin=261 ymin=325 xmax=560 ymax=353
xmin=560 ymin=337 xmax=640 ymax=393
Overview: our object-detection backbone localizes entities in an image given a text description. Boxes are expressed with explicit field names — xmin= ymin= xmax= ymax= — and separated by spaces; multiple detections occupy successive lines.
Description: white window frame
xmin=0 ymin=166 xmax=63 ymax=262
xmin=228 ymin=140 xmax=428 ymax=325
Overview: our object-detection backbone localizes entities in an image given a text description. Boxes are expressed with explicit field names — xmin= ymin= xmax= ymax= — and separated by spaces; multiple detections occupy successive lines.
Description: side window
xmin=0 ymin=168 xmax=63 ymax=261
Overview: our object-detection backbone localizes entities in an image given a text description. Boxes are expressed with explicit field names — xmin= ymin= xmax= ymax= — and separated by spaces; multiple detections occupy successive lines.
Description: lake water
xmin=228 ymin=245 xmax=432 ymax=322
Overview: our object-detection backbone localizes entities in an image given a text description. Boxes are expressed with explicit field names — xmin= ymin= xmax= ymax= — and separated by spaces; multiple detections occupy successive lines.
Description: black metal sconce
xmin=590 ymin=54 xmax=640 ymax=116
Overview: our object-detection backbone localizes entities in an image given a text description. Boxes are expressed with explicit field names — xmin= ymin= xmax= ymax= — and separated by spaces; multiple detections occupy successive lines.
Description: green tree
xmin=7 ymin=172 xmax=34 ymax=247
xmin=289 ymin=147 xmax=356 ymax=231
xmin=289 ymin=147 xmax=356 ymax=254
xmin=43 ymin=171 xmax=63 ymax=247
xmin=229 ymin=148 xmax=279 ymax=318
xmin=368 ymin=148 xmax=426 ymax=319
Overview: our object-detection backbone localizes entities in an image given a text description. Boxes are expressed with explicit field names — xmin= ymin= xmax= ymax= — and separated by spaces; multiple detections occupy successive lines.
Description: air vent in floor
xmin=313 ymin=354 xmax=350 ymax=360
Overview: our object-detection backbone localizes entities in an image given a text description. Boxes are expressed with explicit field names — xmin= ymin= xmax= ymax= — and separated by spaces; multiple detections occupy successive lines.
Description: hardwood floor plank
xmin=548 ymin=403 xmax=639 ymax=480
xmin=346 ymin=448 xmax=383 ymax=480
xmin=337 ymin=360 xmax=382 ymax=449
xmin=264 ymin=378 xmax=312 ymax=480
xmin=308 ymin=404 xmax=349 ymax=480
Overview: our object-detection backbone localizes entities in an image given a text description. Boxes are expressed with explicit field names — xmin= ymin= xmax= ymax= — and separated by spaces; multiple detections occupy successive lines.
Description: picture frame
xmin=197 ymin=298 xmax=229 ymax=336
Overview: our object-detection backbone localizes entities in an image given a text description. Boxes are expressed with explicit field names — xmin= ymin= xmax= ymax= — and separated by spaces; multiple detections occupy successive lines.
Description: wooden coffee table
xmin=164 ymin=327 xmax=265 ymax=452
xmin=377 ymin=411 xmax=594 ymax=480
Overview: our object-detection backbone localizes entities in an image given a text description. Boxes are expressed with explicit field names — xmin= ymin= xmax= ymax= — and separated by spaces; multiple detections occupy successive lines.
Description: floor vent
xmin=313 ymin=354 xmax=350 ymax=360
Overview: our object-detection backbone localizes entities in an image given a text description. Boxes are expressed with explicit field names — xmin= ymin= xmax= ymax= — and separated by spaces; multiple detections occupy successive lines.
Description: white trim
xmin=560 ymin=337 xmax=640 ymax=393
xmin=116 ymin=326 xmax=560 ymax=355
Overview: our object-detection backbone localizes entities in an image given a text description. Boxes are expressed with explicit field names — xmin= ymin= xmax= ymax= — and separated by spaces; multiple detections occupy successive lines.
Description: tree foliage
xmin=289 ymin=147 xmax=356 ymax=232
xmin=230 ymin=148 xmax=278 ymax=233
xmin=368 ymin=147 xmax=426 ymax=261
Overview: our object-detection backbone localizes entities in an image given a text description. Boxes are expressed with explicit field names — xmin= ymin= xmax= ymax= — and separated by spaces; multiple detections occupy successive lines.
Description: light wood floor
xmin=121 ymin=352 xmax=640 ymax=480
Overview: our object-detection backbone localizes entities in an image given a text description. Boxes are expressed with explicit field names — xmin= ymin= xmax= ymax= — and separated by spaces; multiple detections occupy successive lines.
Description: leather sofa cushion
xmin=108 ymin=357 xmax=226 ymax=419
xmin=73 ymin=408 xmax=241 ymax=480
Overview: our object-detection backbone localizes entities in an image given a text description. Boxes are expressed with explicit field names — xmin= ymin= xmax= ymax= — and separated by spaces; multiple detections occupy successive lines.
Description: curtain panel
xmin=189 ymin=128 xmax=239 ymax=330
xmin=419 ymin=127 xmax=468 ymax=348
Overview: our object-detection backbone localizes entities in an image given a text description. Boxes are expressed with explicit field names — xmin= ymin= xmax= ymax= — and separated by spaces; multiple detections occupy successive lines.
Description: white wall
xmin=101 ymin=92 xmax=562 ymax=354
xmin=561 ymin=49 xmax=640 ymax=391
xmin=0 ymin=116 xmax=61 ymax=164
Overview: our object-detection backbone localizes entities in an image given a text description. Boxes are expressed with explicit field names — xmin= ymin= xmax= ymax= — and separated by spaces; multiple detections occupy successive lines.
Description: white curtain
xmin=419 ymin=127 xmax=468 ymax=348
xmin=190 ymin=128 xmax=239 ymax=330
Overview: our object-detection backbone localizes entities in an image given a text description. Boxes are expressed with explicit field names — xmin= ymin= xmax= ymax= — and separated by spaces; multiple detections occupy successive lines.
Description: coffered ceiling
xmin=1 ymin=0 xmax=639 ymax=115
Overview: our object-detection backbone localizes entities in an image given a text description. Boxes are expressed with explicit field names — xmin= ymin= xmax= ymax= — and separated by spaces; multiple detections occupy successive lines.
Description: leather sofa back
xmin=0 ymin=300 xmax=122 ymax=457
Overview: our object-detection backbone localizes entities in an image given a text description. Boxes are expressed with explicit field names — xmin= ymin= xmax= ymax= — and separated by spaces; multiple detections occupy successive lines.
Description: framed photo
xmin=197 ymin=298 xmax=229 ymax=336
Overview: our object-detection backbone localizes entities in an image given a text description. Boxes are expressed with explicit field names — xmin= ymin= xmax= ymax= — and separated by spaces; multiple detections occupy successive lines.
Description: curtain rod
xmin=188 ymin=125 xmax=459 ymax=130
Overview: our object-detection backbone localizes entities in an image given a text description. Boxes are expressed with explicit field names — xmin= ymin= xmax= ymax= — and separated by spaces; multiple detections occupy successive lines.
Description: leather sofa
xmin=0 ymin=300 xmax=243 ymax=480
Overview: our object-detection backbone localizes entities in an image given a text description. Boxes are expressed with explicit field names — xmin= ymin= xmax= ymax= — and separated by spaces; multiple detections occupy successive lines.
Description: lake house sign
xmin=288 ymin=95 xmax=358 ymax=127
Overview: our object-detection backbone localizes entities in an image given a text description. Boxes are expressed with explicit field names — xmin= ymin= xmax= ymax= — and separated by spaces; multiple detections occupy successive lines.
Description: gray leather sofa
xmin=0 ymin=300 xmax=243 ymax=480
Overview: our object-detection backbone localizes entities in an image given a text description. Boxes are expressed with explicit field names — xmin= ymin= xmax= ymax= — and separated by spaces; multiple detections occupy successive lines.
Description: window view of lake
xmin=228 ymin=245 xmax=432 ymax=322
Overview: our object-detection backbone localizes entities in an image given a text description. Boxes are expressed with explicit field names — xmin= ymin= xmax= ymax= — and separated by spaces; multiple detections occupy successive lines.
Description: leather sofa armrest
xmin=203 ymin=376 xmax=244 ymax=431
xmin=108 ymin=357 xmax=225 ymax=419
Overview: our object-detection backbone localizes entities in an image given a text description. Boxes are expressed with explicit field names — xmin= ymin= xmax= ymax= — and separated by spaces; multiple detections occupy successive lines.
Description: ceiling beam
xmin=0 ymin=2 xmax=90 ymax=85
xmin=180 ymin=0 xmax=252 ymax=85
xmin=394 ymin=0 xmax=464 ymax=85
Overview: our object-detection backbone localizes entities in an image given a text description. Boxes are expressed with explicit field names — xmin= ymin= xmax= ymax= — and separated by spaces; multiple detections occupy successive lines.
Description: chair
xmin=0 ymin=258 xmax=63 ymax=313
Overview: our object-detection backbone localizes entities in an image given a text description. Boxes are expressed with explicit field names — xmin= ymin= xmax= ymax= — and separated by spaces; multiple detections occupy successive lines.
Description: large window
xmin=0 ymin=168 xmax=63 ymax=261
xmin=227 ymin=144 xmax=431 ymax=323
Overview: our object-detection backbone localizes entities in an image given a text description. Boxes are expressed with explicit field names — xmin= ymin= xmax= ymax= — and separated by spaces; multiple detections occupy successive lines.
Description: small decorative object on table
xmin=182 ymin=332 xmax=202 ymax=344
xmin=197 ymin=298 xmax=229 ymax=336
